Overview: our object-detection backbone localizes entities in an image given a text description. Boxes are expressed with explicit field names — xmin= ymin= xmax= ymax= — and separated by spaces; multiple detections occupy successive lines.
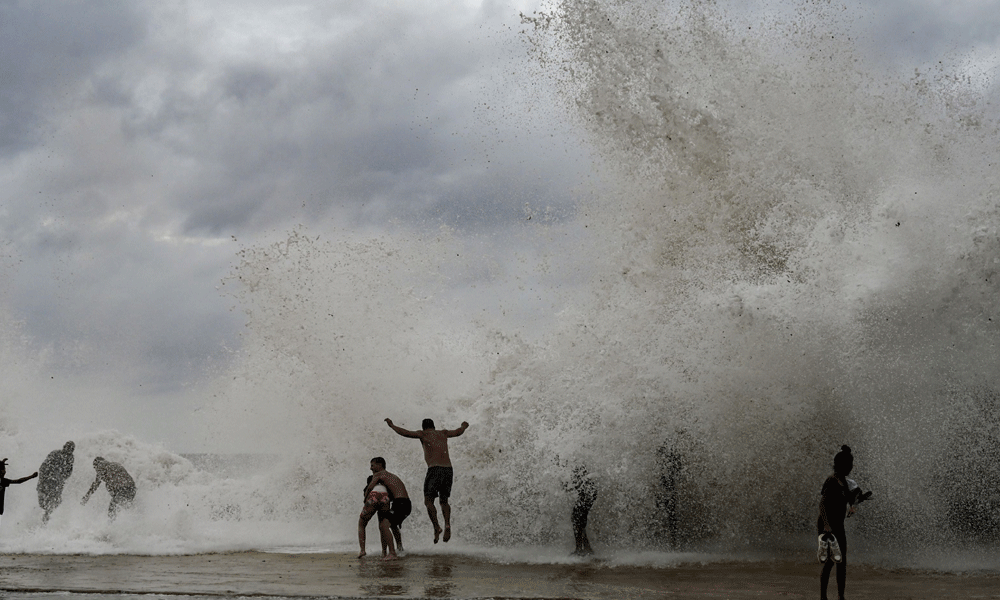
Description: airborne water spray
xmin=511 ymin=0 xmax=1000 ymax=555
xmin=186 ymin=0 xmax=1000 ymax=561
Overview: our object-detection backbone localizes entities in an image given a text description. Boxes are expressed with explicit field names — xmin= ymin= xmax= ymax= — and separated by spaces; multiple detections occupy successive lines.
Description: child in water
xmin=0 ymin=458 xmax=39 ymax=527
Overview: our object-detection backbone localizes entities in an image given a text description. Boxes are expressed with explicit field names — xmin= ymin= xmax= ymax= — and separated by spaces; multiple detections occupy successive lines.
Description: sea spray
xmin=198 ymin=0 xmax=1000 ymax=555
xmin=512 ymin=0 xmax=1000 ymax=552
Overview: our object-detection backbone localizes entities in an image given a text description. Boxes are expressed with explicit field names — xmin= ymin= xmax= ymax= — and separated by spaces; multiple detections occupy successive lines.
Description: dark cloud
xmin=0 ymin=1 xmax=144 ymax=152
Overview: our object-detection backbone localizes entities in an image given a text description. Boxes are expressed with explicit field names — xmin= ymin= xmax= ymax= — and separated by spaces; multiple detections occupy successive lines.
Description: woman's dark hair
xmin=833 ymin=445 xmax=854 ymax=475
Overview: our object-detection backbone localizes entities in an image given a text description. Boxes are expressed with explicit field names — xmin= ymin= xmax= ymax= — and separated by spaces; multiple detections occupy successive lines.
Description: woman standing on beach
xmin=817 ymin=445 xmax=854 ymax=600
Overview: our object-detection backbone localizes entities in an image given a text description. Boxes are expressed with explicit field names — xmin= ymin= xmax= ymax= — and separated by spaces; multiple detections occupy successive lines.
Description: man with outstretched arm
xmin=385 ymin=417 xmax=469 ymax=543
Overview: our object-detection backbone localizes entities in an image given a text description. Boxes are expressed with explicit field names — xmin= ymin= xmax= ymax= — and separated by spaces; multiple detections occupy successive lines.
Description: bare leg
xmin=358 ymin=506 xmax=376 ymax=558
xmin=391 ymin=524 xmax=403 ymax=552
xmin=358 ymin=517 xmax=368 ymax=558
xmin=425 ymin=497 xmax=443 ymax=543
xmin=835 ymin=533 xmax=847 ymax=600
xmin=379 ymin=518 xmax=397 ymax=560
xmin=819 ymin=530 xmax=847 ymax=600
xmin=820 ymin=559 xmax=834 ymax=600
xmin=441 ymin=501 xmax=452 ymax=542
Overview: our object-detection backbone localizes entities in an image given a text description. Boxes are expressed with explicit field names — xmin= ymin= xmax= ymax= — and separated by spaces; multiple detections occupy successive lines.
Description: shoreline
xmin=2 ymin=551 xmax=999 ymax=599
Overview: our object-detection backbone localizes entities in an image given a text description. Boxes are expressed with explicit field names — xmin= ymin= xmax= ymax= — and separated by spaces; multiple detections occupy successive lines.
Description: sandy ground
xmin=1 ymin=551 xmax=999 ymax=599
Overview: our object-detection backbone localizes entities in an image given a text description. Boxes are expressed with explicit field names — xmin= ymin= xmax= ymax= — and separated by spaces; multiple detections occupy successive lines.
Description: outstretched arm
xmin=384 ymin=418 xmax=421 ymax=438
xmin=445 ymin=422 xmax=470 ymax=438
xmin=8 ymin=472 xmax=38 ymax=484
xmin=81 ymin=477 xmax=102 ymax=505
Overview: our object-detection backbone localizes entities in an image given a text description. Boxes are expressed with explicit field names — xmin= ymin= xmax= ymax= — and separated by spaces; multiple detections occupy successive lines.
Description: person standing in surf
xmin=360 ymin=457 xmax=411 ymax=558
xmin=568 ymin=465 xmax=597 ymax=556
xmin=817 ymin=445 xmax=856 ymax=600
xmin=384 ymin=417 xmax=468 ymax=543
xmin=81 ymin=457 xmax=136 ymax=520
xmin=37 ymin=441 xmax=75 ymax=524
xmin=1 ymin=459 xmax=39 ymax=528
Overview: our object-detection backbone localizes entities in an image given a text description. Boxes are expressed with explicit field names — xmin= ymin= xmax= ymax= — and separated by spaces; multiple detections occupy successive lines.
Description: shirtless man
xmin=385 ymin=417 xmax=468 ymax=543
xmin=362 ymin=457 xmax=411 ymax=554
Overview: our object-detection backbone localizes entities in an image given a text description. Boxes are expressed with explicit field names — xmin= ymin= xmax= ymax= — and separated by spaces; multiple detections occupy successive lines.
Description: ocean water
xmin=1 ymin=0 xmax=999 ymax=576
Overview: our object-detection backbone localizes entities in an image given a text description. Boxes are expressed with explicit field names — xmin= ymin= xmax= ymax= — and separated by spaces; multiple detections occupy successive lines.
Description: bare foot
xmin=443 ymin=526 xmax=451 ymax=542
xmin=433 ymin=526 xmax=442 ymax=543
xmin=357 ymin=551 xmax=366 ymax=559
xmin=382 ymin=553 xmax=398 ymax=561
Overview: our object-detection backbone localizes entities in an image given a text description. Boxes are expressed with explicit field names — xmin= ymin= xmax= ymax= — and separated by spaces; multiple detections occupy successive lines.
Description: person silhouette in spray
xmin=568 ymin=465 xmax=597 ymax=556
xmin=81 ymin=457 xmax=136 ymax=520
xmin=1 ymin=458 xmax=39 ymax=527
xmin=385 ymin=417 xmax=468 ymax=543
xmin=37 ymin=441 xmax=75 ymax=523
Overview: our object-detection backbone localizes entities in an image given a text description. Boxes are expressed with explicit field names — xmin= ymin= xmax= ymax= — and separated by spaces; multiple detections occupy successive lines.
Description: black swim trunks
xmin=380 ymin=497 xmax=412 ymax=527
xmin=423 ymin=466 xmax=454 ymax=501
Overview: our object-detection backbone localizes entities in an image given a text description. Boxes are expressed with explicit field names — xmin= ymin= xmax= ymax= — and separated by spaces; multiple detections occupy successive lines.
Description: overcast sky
xmin=1 ymin=0 xmax=998 ymax=449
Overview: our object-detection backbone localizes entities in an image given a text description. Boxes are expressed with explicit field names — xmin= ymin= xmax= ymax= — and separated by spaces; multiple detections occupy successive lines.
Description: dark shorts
xmin=423 ymin=466 xmax=454 ymax=501
xmin=380 ymin=497 xmax=412 ymax=527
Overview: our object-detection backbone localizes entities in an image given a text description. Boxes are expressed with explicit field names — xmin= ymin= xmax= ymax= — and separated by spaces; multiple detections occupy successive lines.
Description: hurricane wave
xmin=2 ymin=0 xmax=999 ymax=568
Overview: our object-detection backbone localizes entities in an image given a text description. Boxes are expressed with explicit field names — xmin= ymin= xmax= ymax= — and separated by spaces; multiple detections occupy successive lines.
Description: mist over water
xmin=2 ymin=0 xmax=999 ymax=570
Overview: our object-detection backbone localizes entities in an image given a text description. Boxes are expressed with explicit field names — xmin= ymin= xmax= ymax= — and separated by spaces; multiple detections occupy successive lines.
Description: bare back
xmin=418 ymin=430 xmax=453 ymax=468
xmin=372 ymin=470 xmax=409 ymax=499
xmin=385 ymin=419 xmax=468 ymax=468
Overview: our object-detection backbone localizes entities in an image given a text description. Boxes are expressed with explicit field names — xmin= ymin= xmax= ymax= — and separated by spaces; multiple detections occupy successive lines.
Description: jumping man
xmin=385 ymin=417 xmax=468 ymax=543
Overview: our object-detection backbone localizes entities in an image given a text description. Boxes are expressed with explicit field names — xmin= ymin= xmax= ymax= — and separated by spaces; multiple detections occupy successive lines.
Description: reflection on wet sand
xmin=424 ymin=555 xmax=456 ymax=598
xmin=354 ymin=554 xmax=459 ymax=597
xmin=2 ymin=552 xmax=998 ymax=599
xmin=356 ymin=558 xmax=410 ymax=597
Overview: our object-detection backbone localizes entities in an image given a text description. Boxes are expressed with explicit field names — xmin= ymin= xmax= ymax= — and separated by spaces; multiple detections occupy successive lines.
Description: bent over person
xmin=365 ymin=457 xmax=412 ymax=553
xmin=81 ymin=457 xmax=136 ymax=520
xmin=385 ymin=417 xmax=468 ymax=543
xmin=37 ymin=441 xmax=75 ymax=523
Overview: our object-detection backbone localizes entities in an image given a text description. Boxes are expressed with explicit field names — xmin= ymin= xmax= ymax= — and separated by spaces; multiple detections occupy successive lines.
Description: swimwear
xmin=380 ymin=497 xmax=412 ymax=527
xmin=365 ymin=489 xmax=391 ymax=509
xmin=423 ymin=466 xmax=453 ymax=501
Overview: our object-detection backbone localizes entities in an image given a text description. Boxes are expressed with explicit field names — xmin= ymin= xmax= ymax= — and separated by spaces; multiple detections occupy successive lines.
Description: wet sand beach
xmin=2 ymin=551 xmax=999 ymax=599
